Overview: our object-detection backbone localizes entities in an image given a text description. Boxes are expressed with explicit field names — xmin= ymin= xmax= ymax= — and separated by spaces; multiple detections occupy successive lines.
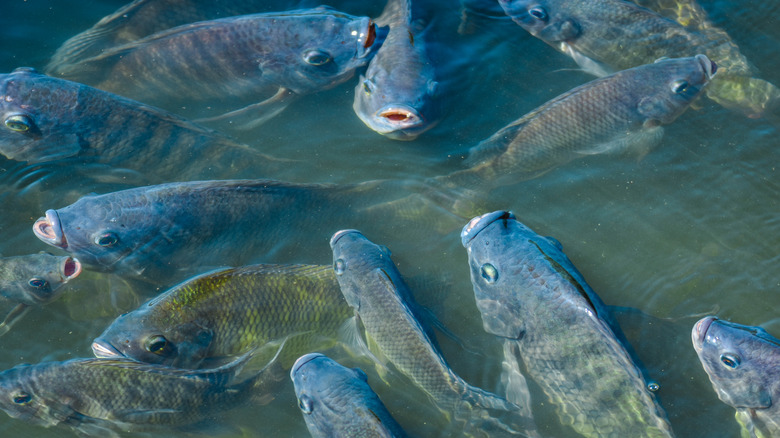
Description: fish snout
xmin=291 ymin=353 xmax=326 ymax=378
xmin=461 ymin=210 xmax=516 ymax=247
xmin=33 ymin=210 xmax=67 ymax=249
xmin=329 ymin=229 xmax=362 ymax=249
xmin=692 ymin=316 xmax=718 ymax=350
xmin=91 ymin=339 xmax=124 ymax=358
xmin=62 ymin=257 xmax=81 ymax=281
xmin=377 ymin=106 xmax=424 ymax=127
xmin=694 ymin=54 xmax=717 ymax=80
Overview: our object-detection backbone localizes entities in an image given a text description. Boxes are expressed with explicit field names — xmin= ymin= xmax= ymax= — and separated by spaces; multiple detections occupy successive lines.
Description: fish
xmin=53 ymin=8 xmax=378 ymax=129
xmin=46 ymin=0 xmax=296 ymax=76
xmin=291 ymin=353 xmax=409 ymax=438
xmin=497 ymin=0 xmax=780 ymax=117
xmin=0 ymin=252 xmax=81 ymax=336
xmin=0 ymin=67 xmax=287 ymax=182
xmin=92 ymin=264 xmax=353 ymax=370
xmin=353 ymin=0 xmax=439 ymax=140
xmin=31 ymin=178 xmax=463 ymax=282
xmin=461 ymin=210 xmax=674 ymax=437
xmin=329 ymin=229 xmax=537 ymax=437
xmin=0 ymin=350 xmax=281 ymax=437
xmin=692 ymin=316 xmax=780 ymax=438
xmin=434 ymin=55 xmax=714 ymax=192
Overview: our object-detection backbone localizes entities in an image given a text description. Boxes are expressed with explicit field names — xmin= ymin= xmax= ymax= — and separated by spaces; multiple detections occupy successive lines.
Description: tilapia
xmin=498 ymin=0 xmax=780 ymax=117
xmin=0 ymin=351 xmax=279 ymax=437
xmin=435 ymin=55 xmax=714 ymax=192
xmin=53 ymin=8 xmax=377 ymax=128
xmin=461 ymin=210 xmax=674 ymax=437
xmin=353 ymin=0 xmax=439 ymax=140
xmin=291 ymin=353 xmax=409 ymax=438
xmin=92 ymin=264 xmax=352 ymax=369
xmin=329 ymin=229 xmax=537 ymax=437
xmin=692 ymin=316 xmax=780 ymax=438
xmin=31 ymin=178 xmax=463 ymax=282
xmin=0 ymin=67 xmax=286 ymax=182
xmin=0 ymin=253 xmax=81 ymax=336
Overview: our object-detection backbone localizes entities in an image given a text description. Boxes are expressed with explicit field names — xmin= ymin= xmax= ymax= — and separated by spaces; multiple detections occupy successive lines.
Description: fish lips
xmin=91 ymin=338 xmax=124 ymax=358
xmin=691 ymin=316 xmax=717 ymax=352
xmin=33 ymin=209 xmax=67 ymax=249
xmin=461 ymin=210 xmax=516 ymax=247
xmin=694 ymin=54 xmax=717 ymax=80
xmin=372 ymin=106 xmax=429 ymax=140
xmin=61 ymin=256 xmax=82 ymax=281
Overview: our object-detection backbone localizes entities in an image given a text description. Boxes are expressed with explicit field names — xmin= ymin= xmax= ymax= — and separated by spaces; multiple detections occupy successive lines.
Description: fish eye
xmin=4 ymin=114 xmax=33 ymax=133
xmin=671 ymin=79 xmax=689 ymax=94
xmin=27 ymin=278 xmax=48 ymax=289
xmin=144 ymin=335 xmax=170 ymax=355
xmin=529 ymin=6 xmax=548 ymax=21
xmin=298 ymin=395 xmax=313 ymax=414
xmin=362 ymin=79 xmax=373 ymax=95
xmin=333 ymin=258 xmax=346 ymax=275
xmin=303 ymin=50 xmax=331 ymax=66
xmin=95 ymin=232 xmax=119 ymax=247
xmin=720 ymin=353 xmax=741 ymax=369
xmin=12 ymin=392 xmax=31 ymax=405
xmin=480 ymin=263 xmax=499 ymax=284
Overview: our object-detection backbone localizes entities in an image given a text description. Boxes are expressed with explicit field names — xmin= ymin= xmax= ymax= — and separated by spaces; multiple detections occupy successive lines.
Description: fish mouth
xmin=62 ymin=257 xmax=82 ymax=281
xmin=377 ymin=106 xmax=424 ymax=127
xmin=356 ymin=19 xmax=377 ymax=57
xmin=694 ymin=54 xmax=717 ymax=80
xmin=291 ymin=352 xmax=325 ymax=378
xmin=91 ymin=339 xmax=124 ymax=358
xmin=329 ymin=229 xmax=361 ymax=249
xmin=461 ymin=210 xmax=516 ymax=247
xmin=33 ymin=209 xmax=67 ymax=249
xmin=692 ymin=316 xmax=717 ymax=351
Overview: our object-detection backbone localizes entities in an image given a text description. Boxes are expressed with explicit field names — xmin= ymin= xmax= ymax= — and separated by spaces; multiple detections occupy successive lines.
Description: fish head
xmin=461 ymin=211 xmax=534 ymax=340
xmin=692 ymin=317 xmax=779 ymax=409
xmin=0 ymin=67 xmax=83 ymax=162
xmin=498 ymin=0 xmax=582 ymax=43
xmin=94 ymin=309 xmax=213 ymax=368
xmin=635 ymin=55 xmax=716 ymax=125
xmin=0 ymin=254 xmax=81 ymax=305
xmin=0 ymin=364 xmax=66 ymax=427
xmin=330 ymin=229 xmax=394 ymax=310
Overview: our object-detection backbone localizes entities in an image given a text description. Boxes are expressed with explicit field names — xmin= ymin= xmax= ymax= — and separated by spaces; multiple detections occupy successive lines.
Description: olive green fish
xmin=462 ymin=211 xmax=674 ymax=438
xmin=93 ymin=264 xmax=353 ymax=369
xmin=330 ymin=229 xmax=538 ymax=438
xmin=499 ymin=0 xmax=780 ymax=117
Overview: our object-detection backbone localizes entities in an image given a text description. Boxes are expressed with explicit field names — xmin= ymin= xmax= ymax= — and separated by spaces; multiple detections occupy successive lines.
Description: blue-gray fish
xmin=0 ymin=253 xmax=81 ymax=336
xmin=54 ymin=8 xmax=377 ymax=128
xmin=0 ymin=351 xmax=280 ymax=437
xmin=498 ymin=0 xmax=779 ymax=117
xmin=291 ymin=353 xmax=409 ymax=438
xmin=353 ymin=0 xmax=438 ymax=140
xmin=435 ymin=55 xmax=714 ymax=192
xmin=0 ymin=67 xmax=286 ymax=182
xmin=692 ymin=316 xmax=780 ymax=438
xmin=461 ymin=210 xmax=674 ymax=437
xmin=330 ymin=229 xmax=537 ymax=437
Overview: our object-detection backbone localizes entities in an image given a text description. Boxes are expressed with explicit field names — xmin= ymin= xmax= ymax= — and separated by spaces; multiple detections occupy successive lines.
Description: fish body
xmin=291 ymin=353 xmax=409 ymax=438
xmin=93 ymin=264 xmax=352 ymax=369
xmin=353 ymin=0 xmax=438 ymax=140
xmin=0 ymin=353 xmax=268 ymax=436
xmin=0 ymin=68 xmax=285 ymax=181
xmin=438 ymin=55 xmax=714 ymax=190
xmin=55 ymin=8 xmax=377 ymax=123
xmin=692 ymin=317 xmax=780 ymax=438
xmin=498 ymin=0 xmax=778 ymax=116
xmin=461 ymin=211 xmax=674 ymax=437
xmin=329 ymin=229 xmax=535 ymax=437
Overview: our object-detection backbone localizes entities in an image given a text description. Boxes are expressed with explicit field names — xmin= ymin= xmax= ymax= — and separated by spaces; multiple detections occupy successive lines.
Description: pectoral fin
xmin=196 ymin=88 xmax=297 ymax=131
xmin=575 ymin=125 xmax=664 ymax=161
xmin=0 ymin=304 xmax=30 ymax=337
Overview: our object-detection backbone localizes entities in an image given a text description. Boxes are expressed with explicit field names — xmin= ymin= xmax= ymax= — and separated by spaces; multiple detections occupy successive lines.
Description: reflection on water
xmin=0 ymin=0 xmax=778 ymax=437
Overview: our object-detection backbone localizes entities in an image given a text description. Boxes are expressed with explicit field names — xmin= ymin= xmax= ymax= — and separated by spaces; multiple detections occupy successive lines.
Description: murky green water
xmin=0 ymin=0 xmax=778 ymax=437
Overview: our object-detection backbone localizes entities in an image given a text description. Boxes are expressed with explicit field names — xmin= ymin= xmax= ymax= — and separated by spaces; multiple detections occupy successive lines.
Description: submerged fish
xmin=692 ymin=316 xmax=780 ymax=438
xmin=291 ymin=353 xmax=409 ymax=438
xmin=54 ymin=8 xmax=377 ymax=129
xmin=0 ymin=67 xmax=285 ymax=182
xmin=0 ymin=253 xmax=81 ymax=336
xmin=353 ymin=0 xmax=439 ymax=140
xmin=461 ymin=211 xmax=674 ymax=437
xmin=435 ymin=55 xmax=714 ymax=191
xmin=93 ymin=264 xmax=352 ymax=369
xmin=498 ymin=0 xmax=779 ymax=117
xmin=0 ymin=351 xmax=278 ymax=437
xmin=329 ymin=229 xmax=536 ymax=437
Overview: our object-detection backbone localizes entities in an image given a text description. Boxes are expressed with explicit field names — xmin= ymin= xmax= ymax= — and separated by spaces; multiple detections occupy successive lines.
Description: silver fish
xmin=461 ymin=210 xmax=674 ymax=437
xmin=692 ymin=316 xmax=780 ymax=438
xmin=330 ymin=229 xmax=537 ymax=437
xmin=291 ymin=353 xmax=409 ymax=438
xmin=353 ymin=0 xmax=439 ymax=140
